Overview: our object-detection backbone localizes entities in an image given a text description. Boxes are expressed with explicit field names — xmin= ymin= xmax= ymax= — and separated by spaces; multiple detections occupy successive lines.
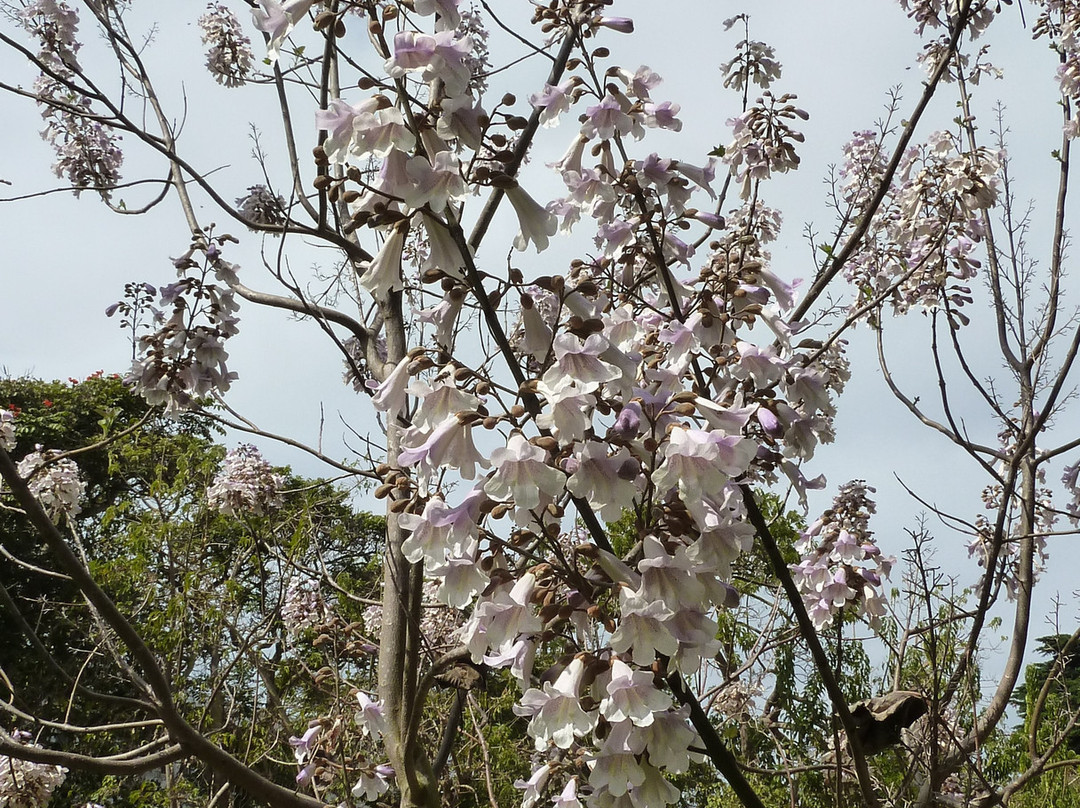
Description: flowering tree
xmin=3 ymin=1 xmax=1080 ymax=807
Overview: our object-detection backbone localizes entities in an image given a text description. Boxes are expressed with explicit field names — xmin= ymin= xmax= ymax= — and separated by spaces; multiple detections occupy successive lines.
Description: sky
xmin=1 ymin=1 xmax=1077 ymax=683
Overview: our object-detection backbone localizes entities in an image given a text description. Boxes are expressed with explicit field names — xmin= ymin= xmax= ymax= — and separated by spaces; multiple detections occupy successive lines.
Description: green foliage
xmin=0 ymin=374 xmax=385 ymax=808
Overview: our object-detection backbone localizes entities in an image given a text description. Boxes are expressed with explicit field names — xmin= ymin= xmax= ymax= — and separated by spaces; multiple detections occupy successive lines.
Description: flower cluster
xmin=125 ymin=233 xmax=241 ymax=413
xmin=840 ymin=129 xmax=1001 ymax=321
xmin=236 ymin=185 xmax=286 ymax=227
xmin=968 ymin=428 xmax=1052 ymax=598
xmin=21 ymin=0 xmax=123 ymax=199
xmin=281 ymin=575 xmax=329 ymax=635
xmin=724 ymin=92 xmax=808 ymax=199
xmin=206 ymin=444 xmax=285 ymax=517
xmin=199 ymin=3 xmax=253 ymax=87
xmin=16 ymin=448 xmax=85 ymax=522
xmin=791 ymin=480 xmax=894 ymax=629
xmin=1065 ymin=460 xmax=1080 ymax=525
xmin=0 ymin=409 xmax=15 ymax=452
xmin=719 ymin=16 xmax=781 ymax=91
xmin=0 ymin=731 xmax=67 ymax=808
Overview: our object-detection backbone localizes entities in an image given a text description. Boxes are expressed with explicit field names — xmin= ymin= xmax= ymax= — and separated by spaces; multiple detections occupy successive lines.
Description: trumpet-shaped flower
xmin=507 ymin=184 xmax=558 ymax=252
xmin=404 ymin=151 xmax=467 ymax=211
xmin=398 ymin=415 xmax=487 ymax=480
xmin=530 ymin=79 xmax=576 ymax=127
xmin=484 ymin=433 xmax=565 ymax=512
xmin=251 ymin=0 xmax=316 ymax=63
xmin=610 ymin=590 xmax=677 ymax=665
xmin=359 ymin=220 xmax=408 ymax=299
xmin=600 ymin=659 xmax=672 ymax=727
xmin=398 ymin=487 xmax=484 ymax=565
xmin=514 ymin=657 xmax=596 ymax=749
xmin=355 ymin=692 xmax=389 ymax=741
xmin=566 ymin=443 xmax=639 ymax=522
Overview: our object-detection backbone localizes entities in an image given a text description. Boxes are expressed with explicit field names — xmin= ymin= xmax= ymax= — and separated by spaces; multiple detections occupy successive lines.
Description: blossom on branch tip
xmin=199 ymin=4 xmax=253 ymax=86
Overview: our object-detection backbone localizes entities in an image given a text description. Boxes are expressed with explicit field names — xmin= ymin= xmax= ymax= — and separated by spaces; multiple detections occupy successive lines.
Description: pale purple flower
xmin=385 ymin=30 xmax=473 ymax=96
xmin=596 ymin=16 xmax=634 ymax=33
xmin=398 ymin=415 xmax=487 ymax=480
xmin=355 ymin=692 xmax=389 ymax=741
xmin=404 ymin=151 xmax=467 ymax=211
xmin=546 ymin=333 xmax=621 ymax=392
xmin=530 ymin=79 xmax=576 ymax=127
xmin=581 ymin=93 xmax=633 ymax=140
xmin=199 ymin=4 xmax=253 ymax=87
xmin=514 ymin=763 xmax=551 ymax=808
xmin=288 ymin=725 xmax=321 ymax=763
xmin=399 ymin=487 xmax=484 ymax=565
xmin=316 ymin=97 xmax=379 ymax=163
xmin=251 ymin=0 xmax=316 ymax=63
xmin=643 ymin=101 xmax=682 ymax=131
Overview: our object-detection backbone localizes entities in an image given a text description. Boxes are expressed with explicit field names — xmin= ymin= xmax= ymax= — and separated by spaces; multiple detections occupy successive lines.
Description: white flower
xmin=551 ymin=778 xmax=583 ymax=808
xmin=355 ymin=692 xmax=389 ymax=741
xmin=359 ymin=220 xmax=409 ymax=299
xmin=351 ymin=764 xmax=393 ymax=802
xmin=507 ymin=185 xmax=558 ymax=253
xmin=514 ymin=763 xmax=551 ymax=808
xmin=600 ymin=659 xmax=672 ymax=727
xmin=484 ymin=433 xmax=566 ymax=512
xmin=514 ymin=657 xmax=597 ymax=749
xmin=0 ymin=731 xmax=67 ymax=808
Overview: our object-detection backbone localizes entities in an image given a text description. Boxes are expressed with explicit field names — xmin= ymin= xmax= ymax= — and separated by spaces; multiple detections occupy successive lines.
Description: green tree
xmin=0 ymin=374 xmax=384 ymax=808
